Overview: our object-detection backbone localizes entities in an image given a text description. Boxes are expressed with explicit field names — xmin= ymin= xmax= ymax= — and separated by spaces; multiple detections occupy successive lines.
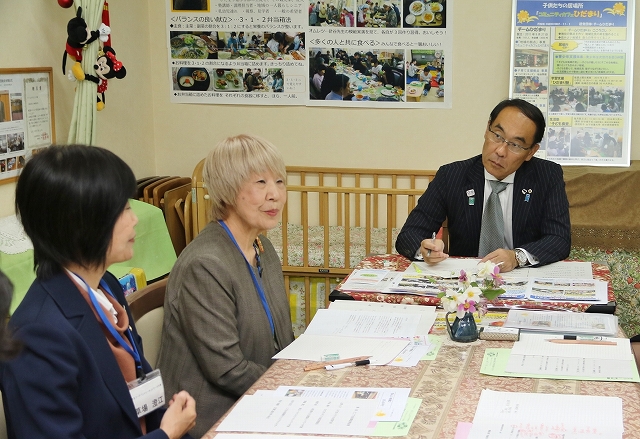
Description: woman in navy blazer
xmin=1 ymin=145 xmax=196 ymax=439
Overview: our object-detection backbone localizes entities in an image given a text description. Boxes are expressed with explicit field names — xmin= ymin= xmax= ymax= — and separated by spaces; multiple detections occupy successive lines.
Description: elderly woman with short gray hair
xmin=157 ymin=134 xmax=294 ymax=438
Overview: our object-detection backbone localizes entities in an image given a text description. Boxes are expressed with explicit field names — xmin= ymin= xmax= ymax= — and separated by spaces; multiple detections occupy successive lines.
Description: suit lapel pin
xmin=524 ymin=188 xmax=532 ymax=202
xmin=466 ymin=189 xmax=475 ymax=205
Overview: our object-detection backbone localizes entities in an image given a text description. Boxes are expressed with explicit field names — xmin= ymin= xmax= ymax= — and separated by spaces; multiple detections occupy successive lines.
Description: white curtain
xmin=67 ymin=0 xmax=105 ymax=145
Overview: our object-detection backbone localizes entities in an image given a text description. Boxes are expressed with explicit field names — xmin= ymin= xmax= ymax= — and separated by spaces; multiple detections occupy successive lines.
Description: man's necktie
xmin=478 ymin=180 xmax=508 ymax=257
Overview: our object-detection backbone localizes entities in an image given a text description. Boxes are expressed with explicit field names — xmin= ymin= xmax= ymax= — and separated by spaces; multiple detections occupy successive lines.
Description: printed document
xmin=502 ymin=309 xmax=618 ymax=335
xmin=304 ymin=308 xmax=422 ymax=338
xmin=468 ymin=389 xmax=623 ymax=439
xmin=272 ymin=386 xmax=410 ymax=422
xmin=216 ymin=395 xmax=377 ymax=436
xmin=272 ymin=333 xmax=409 ymax=365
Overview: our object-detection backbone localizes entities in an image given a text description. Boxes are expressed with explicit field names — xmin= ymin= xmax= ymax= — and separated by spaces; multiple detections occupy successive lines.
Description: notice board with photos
xmin=0 ymin=67 xmax=55 ymax=184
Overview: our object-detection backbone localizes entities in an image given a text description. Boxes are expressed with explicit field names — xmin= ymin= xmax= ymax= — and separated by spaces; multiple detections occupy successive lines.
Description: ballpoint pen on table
xmin=303 ymin=356 xmax=372 ymax=371
xmin=426 ymin=231 xmax=436 ymax=257
xmin=325 ymin=359 xmax=371 ymax=370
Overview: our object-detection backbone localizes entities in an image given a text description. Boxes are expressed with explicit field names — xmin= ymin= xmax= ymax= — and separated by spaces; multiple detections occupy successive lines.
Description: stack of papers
xmin=468 ymin=389 xmax=623 ymax=439
xmin=480 ymin=332 xmax=639 ymax=382
xmin=340 ymin=260 xmax=608 ymax=303
xmin=273 ymin=301 xmax=437 ymax=367
xmin=502 ymin=309 xmax=618 ymax=336
xmin=217 ymin=386 xmax=421 ymax=436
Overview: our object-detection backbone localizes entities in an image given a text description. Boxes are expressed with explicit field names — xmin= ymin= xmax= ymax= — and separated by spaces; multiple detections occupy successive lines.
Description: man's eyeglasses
xmin=486 ymin=126 xmax=532 ymax=154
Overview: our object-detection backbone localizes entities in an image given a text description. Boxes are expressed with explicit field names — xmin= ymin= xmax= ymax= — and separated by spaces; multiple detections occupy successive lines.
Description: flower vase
xmin=445 ymin=311 xmax=478 ymax=343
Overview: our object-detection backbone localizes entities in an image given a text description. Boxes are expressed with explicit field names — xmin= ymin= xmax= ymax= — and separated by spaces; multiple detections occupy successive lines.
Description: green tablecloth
xmin=0 ymin=199 xmax=177 ymax=313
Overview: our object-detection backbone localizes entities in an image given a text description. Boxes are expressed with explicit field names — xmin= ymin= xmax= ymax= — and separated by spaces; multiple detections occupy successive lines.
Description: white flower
xmin=476 ymin=261 xmax=497 ymax=278
xmin=462 ymin=286 xmax=482 ymax=303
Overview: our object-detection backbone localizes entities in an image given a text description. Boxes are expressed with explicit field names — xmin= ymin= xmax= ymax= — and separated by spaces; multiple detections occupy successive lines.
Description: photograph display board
xmin=0 ymin=68 xmax=55 ymax=184
xmin=166 ymin=0 xmax=452 ymax=108
xmin=510 ymin=0 xmax=634 ymax=166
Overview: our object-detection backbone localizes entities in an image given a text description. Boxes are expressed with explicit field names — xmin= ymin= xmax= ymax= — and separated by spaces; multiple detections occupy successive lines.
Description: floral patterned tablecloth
xmin=203 ymin=332 xmax=640 ymax=439
xmin=337 ymin=254 xmax=615 ymax=313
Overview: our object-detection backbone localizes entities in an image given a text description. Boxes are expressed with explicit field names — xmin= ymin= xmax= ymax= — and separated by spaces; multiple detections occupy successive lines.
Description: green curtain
xmin=67 ymin=0 xmax=105 ymax=145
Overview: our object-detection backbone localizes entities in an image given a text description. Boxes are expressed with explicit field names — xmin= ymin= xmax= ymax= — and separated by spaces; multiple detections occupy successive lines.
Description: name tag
xmin=127 ymin=369 xmax=165 ymax=418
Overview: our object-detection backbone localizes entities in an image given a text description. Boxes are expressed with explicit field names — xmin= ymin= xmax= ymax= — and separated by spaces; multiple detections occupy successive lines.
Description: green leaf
xmin=481 ymin=288 xmax=505 ymax=301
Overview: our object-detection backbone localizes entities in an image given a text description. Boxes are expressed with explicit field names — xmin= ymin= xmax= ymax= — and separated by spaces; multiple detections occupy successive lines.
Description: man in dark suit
xmin=396 ymin=99 xmax=571 ymax=272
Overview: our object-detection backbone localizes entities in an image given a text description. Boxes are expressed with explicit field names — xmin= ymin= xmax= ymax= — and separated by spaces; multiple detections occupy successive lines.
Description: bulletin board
xmin=0 ymin=67 xmax=55 ymax=184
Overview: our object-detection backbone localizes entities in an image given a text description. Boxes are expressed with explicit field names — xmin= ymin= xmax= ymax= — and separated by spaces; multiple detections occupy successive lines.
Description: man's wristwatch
xmin=514 ymin=248 xmax=528 ymax=268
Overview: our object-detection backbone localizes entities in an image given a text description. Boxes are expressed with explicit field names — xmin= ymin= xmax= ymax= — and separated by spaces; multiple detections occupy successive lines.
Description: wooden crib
xmin=190 ymin=162 xmax=437 ymax=335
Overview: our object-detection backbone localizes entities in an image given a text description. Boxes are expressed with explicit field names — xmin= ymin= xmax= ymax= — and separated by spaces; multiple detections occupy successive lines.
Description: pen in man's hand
xmin=426 ymin=231 xmax=436 ymax=257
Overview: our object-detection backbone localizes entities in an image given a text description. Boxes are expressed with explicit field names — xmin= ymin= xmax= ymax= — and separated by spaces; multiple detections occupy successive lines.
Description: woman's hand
xmin=160 ymin=391 xmax=197 ymax=439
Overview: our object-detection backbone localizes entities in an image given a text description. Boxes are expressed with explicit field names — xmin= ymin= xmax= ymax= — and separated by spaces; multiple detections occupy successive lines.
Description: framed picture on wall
xmin=0 ymin=67 xmax=55 ymax=184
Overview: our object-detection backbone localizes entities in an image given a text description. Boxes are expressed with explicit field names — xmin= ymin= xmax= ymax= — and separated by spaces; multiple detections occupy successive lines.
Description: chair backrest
xmin=136 ymin=176 xmax=169 ymax=200
xmin=191 ymin=158 xmax=211 ymax=237
xmin=126 ymin=278 xmax=167 ymax=368
xmin=143 ymin=177 xmax=178 ymax=205
xmin=164 ymin=182 xmax=192 ymax=256
xmin=152 ymin=177 xmax=192 ymax=209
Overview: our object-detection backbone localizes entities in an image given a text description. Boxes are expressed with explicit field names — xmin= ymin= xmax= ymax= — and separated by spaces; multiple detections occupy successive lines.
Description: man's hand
xmin=480 ymin=249 xmax=518 ymax=272
xmin=419 ymin=238 xmax=448 ymax=265
xmin=160 ymin=391 xmax=197 ymax=439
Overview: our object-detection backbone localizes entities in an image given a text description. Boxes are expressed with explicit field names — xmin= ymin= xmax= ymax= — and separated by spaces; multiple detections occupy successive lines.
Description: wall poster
xmin=167 ymin=0 xmax=452 ymax=108
xmin=511 ymin=0 xmax=634 ymax=166
xmin=0 ymin=68 xmax=55 ymax=184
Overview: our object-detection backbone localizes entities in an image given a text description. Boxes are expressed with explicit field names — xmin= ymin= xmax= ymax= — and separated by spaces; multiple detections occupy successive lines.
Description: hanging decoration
xmin=84 ymin=46 xmax=127 ymax=110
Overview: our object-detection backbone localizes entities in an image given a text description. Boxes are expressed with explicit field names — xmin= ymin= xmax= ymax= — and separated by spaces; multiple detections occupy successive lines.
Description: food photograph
xmin=403 ymin=0 xmax=445 ymax=28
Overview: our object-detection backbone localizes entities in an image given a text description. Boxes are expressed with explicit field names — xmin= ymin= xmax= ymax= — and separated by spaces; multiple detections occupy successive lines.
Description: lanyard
xmin=218 ymin=220 xmax=275 ymax=335
xmin=75 ymin=274 xmax=145 ymax=378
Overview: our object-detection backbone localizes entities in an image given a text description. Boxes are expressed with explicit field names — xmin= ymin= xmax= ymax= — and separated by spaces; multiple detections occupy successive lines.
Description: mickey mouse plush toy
xmin=84 ymin=46 xmax=126 ymax=111
xmin=63 ymin=7 xmax=101 ymax=80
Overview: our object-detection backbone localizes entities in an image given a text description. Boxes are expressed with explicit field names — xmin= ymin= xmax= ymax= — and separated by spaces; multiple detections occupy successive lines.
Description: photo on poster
xmin=309 ymin=1 xmax=356 ymax=27
xmin=402 ymin=0 xmax=446 ymax=28
xmin=7 ymin=133 xmax=24 ymax=152
xmin=0 ymin=159 xmax=5 ymax=173
xmin=170 ymin=31 xmax=305 ymax=61
xmin=548 ymin=85 xmax=588 ymax=112
xmin=513 ymin=75 xmax=547 ymax=94
xmin=514 ymin=49 xmax=548 ymax=68
xmin=172 ymin=0 xmax=208 ymax=12
xmin=587 ymin=84 xmax=625 ymax=113
xmin=0 ymin=91 xmax=9 ymax=123
xmin=10 ymin=93 xmax=23 ymax=121
xmin=406 ymin=49 xmax=444 ymax=102
xmin=0 ymin=135 xmax=6 ymax=154
xmin=354 ymin=0 xmax=401 ymax=28
xmin=309 ymin=48 xmax=405 ymax=101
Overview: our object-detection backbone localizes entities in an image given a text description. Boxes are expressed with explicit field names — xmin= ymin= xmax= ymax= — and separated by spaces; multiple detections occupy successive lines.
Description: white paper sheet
xmin=329 ymin=300 xmax=437 ymax=335
xmin=468 ymin=389 xmax=623 ymax=439
xmin=216 ymin=435 xmax=353 ymax=439
xmin=502 ymin=310 xmax=618 ymax=335
xmin=304 ymin=309 xmax=422 ymax=338
xmin=272 ymin=386 xmax=411 ymax=422
xmin=217 ymin=395 xmax=378 ymax=436
xmin=505 ymin=333 xmax=634 ymax=379
xmin=272 ymin=333 xmax=409 ymax=365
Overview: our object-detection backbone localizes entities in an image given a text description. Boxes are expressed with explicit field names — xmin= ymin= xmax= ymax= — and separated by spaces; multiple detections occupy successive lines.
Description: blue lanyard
xmin=75 ymin=274 xmax=145 ymax=378
xmin=218 ymin=220 xmax=275 ymax=335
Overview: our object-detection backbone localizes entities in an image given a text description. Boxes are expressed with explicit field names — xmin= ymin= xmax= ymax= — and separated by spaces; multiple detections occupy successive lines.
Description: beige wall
xmin=0 ymin=0 xmax=639 ymax=218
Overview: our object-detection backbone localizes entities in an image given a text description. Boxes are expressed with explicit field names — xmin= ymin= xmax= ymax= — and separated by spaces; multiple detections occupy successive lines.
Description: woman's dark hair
xmin=15 ymin=145 xmax=136 ymax=279
xmin=489 ymin=98 xmax=546 ymax=145
xmin=331 ymin=73 xmax=349 ymax=93
xmin=0 ymin=271 xmax=21 ymax=361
